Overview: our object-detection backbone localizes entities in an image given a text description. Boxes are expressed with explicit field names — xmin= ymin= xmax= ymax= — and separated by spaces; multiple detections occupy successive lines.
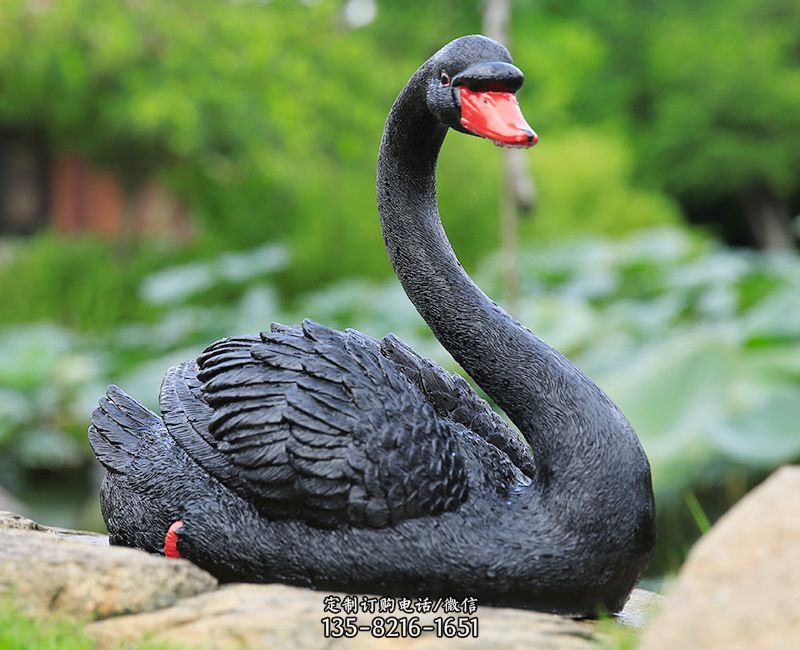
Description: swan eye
xmin=440 ymin=71 xmax=451 ymax=87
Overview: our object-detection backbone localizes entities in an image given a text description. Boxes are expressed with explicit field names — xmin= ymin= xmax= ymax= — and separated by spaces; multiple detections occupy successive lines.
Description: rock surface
xmin=0 ymin=511 xmax=217 ymax=620
xmin=0 ymin=510 xmax=108 ymax=545
xmin=639 ymin=465 xmax=800 ymax=650
xmin=1 ymin=510 xmax=660 ymax=649
xmin=88 ymin=585 xmax=658 ymax=650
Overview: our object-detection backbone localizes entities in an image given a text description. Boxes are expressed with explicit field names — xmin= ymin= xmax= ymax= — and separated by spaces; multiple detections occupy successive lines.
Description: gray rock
xmin=0 ymin=512 xmax=217 ymax=620
xmin=0 ymin=510 xmax=109 ymax=545
xmin=639 ymin=465 xmax=800 ymax=650
xmin=87 ymin=585 xmax=659 ymax=650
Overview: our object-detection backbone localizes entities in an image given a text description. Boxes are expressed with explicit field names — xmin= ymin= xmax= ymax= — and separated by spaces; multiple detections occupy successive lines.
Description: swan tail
xmin=89 ymin=384 xmax=201 ymax=553
xmin=88 ymin=384 xmax=165 ymax=474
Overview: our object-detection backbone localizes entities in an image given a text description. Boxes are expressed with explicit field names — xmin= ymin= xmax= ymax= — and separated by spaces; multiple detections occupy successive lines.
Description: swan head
xmin=424 ymin=35 xmax=538 ymax=149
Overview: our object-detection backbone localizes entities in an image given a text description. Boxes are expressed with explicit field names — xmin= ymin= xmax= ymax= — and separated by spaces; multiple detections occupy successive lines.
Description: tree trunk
xmin=482 ymin=0 xmax=538 ymax=314
xmin=743 ymin=190 xmax=796 ymax=251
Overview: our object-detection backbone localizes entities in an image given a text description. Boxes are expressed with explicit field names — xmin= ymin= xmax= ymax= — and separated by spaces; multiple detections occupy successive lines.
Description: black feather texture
xmin=159 ymin=358 xmax=256 ymax=497
xmin=89 ymin=385 xmax=164 ymax=474
xmin=196 ymin=320 xmax=468 ymax=528
xmin=380 ymin=333 xmax=537 ymax=479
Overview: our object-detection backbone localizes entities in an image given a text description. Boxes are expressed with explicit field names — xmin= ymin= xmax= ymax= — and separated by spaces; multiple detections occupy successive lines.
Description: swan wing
xmin=89 ymin=385 xmax=166 ymax=475
xmin=159 ymin=358 xmax=257 ymax=497
xmin=195 ymin=319 xmax=469 ymax=528
xmin=380 ymin=333 xmax=535 ymax=478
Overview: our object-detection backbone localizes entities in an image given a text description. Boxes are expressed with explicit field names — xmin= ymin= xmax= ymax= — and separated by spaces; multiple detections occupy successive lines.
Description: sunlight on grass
xmin=0 ymin=598 xmax=181 ymax=650
xmin=596 ymin=617 xmax=640 ymax=650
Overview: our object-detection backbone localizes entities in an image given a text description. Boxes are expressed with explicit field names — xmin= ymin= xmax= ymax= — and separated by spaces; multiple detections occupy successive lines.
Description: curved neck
xmin=377 ymin=75 xmax=627 ymax=482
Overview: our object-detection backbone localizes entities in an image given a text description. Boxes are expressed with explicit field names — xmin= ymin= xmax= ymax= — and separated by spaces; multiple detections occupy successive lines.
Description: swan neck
xmin=377 ymin=77 xmax=551 ymax=455
xmin=375 ymin=51 xmax=653 ymax=550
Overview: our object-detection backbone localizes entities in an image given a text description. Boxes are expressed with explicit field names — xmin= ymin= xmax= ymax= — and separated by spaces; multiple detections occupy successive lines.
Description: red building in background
xmin=0 ymin=132 xmax=190 ymax=241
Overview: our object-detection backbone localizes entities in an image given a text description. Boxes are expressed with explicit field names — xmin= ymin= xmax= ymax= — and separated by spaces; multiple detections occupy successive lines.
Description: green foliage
xmin=0 ymin=322 xmax=106 ymax=527
xmin=640 ymin=0 xmax=800 ymax=202
xmin=0 ymin=234 xmax=166 ymax=331
xmin=684 ymin=491 xmax=712 ymax=535
xmin=525 ymin=129 xmax=679 ymax=241
xmin=544 ymin=0 xmax=800 ymax=210
xmin=0 ymin=0 xmax=393 ymax=289
xmin=0 ymin=0 xmax=709 ymax=296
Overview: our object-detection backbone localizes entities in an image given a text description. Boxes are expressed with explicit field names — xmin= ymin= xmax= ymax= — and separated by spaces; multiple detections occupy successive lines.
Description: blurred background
xmin=0 ymin=0 xmax=798 ymax=587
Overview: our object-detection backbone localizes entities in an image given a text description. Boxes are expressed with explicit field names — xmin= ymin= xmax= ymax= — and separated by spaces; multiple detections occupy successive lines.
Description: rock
xmin=615 ymin=588 xmax=662 ymax=629
xmin=0 ymin=510 xmax=51 ymax=532
xmin=0 ymin=512 xmax=217 ymax=620
xmin=639 ymin=465 xmax=800 ymax=650
xmin=0 ymin=510 xmax=109 ymax=545
xmin=87 ymin=585 xmax=659 ymax=650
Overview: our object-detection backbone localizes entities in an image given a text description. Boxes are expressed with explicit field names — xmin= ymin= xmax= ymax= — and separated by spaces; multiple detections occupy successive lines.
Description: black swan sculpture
xmin=89 ymin=35 xmax=655 ymax=615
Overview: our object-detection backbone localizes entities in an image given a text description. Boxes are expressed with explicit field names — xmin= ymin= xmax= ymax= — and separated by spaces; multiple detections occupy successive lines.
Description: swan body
xmin=89 ymin=35 xmax=655 ymax=615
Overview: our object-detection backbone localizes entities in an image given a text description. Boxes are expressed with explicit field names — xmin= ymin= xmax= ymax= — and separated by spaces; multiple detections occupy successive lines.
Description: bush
xmin=0 ymin=233 xmax=167 ymax=331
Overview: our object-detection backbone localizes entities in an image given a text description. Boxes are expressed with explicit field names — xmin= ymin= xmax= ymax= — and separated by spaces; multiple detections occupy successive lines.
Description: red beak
xmin=459 ymin=87 xmax=538 ymax=148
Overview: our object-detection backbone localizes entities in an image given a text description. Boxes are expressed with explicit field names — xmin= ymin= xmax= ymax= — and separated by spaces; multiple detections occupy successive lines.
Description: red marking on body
xmin=164 ymin=520 xmax=183 ymax=559
xmin=459 ymin=87 xmax=538 ymax=147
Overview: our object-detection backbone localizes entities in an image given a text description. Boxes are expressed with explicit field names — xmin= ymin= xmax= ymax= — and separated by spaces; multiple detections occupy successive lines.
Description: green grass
xmin=0 ymin=599 xmax=180 ymax=650
xmin=684 ymin=490 xmax=712 ymax=535
xmin=596 ymin=617 xmax=640 ymax=650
